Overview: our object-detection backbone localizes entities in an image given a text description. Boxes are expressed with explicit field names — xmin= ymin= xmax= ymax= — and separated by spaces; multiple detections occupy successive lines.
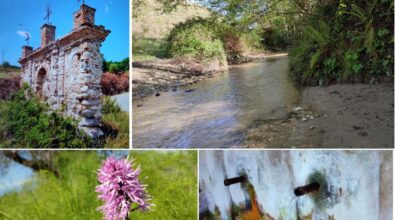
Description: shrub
xmin=166 ymin=18 xmax=227 ymax=65
xmin=108 ymin=63 xmax=121 ymax=74
xmin=101 ymin=96 xmax=121 ymax=114
xmin=100 ymin=72 xmax=129 ymax=95
xmin=0 ymin=84 xmax=93 ymax=148
xmin=2 ymin=61 xmax=10 ymax=68
xmin=240 ymin=31 xmax=264 ymax=53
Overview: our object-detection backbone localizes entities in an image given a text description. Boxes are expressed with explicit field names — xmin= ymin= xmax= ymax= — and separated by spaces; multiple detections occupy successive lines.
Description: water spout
xmin=294 ymin=182 xmax=320 ymax=196
xmin=224 ymin=175 xmax=247 ymax=186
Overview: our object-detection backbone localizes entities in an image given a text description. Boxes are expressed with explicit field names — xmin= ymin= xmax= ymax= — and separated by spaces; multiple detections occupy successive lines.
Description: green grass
xmin=130 ymin=151 xmax=197 ymax=220
xmin=102 ymin=111 xmax=129 ymax=148
xmin=0 ymin=72 xmax=8 ymax=78
xmin=0 ymin=152 xmax=102 ymax=220
xmin=0 ymin=66 xmax=20 ymax=78
xmin=0 ymin=72 xmax=19 ymax=78
xmin=132 ymin=38 xmax=168 ymax=61
xmin=0 ymin=151 xmax=197 ymax=220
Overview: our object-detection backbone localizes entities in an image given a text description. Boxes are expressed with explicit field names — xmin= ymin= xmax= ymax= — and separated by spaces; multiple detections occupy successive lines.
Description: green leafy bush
xmin=108 ymin=63 xmax=121 ymax=73
xmin=166 ymin=18 xmax=227 ymax=65
xmin=240 ymin=31 xmax=264 ymax=53
xmin=0 ymin=84 xmax=92 ymax=148
xmin=261 ymin=27 xmax=290 ymax=51
xmin=289 ymin=0 xmax=394 ymax=85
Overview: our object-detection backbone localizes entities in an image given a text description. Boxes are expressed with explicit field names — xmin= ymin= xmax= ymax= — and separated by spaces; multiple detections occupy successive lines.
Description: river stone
xmin=82 ymin=127 xmax=103 ymax=140
xmin=81 ymin=99 xmax=100 ymax=106
xmin=81 ymin=109 xmax=96 ymax=118
xmin=293 ymin=107 xmax=303 ymax=112
xmin=79 ymin=118 xmax=100 ymax=127
xmin=81 ymin=86 xmax=89 ymax=92
xmin=76 ymin=93 xmax=89 ymax=100
xmin=88 ymin=105 xmax=99 ymax=111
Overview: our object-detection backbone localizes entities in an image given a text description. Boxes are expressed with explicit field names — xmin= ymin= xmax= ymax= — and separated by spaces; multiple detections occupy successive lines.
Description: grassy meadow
xmin=0 ymin=150 xmax=197 ymax=220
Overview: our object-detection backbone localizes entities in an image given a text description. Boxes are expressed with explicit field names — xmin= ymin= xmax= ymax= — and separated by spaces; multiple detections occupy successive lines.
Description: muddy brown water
xmin=132 ymin=56 xmax=301 ymax=148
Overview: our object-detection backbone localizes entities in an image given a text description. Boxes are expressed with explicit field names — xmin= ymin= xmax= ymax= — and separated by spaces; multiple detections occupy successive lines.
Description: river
xmin=132 ymin=56 xmax=301 ymax=148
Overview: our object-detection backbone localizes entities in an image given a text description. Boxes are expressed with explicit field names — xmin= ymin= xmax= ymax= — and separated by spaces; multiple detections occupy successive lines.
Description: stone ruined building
xmin=19 ymin=4 xmax=110 ymax=139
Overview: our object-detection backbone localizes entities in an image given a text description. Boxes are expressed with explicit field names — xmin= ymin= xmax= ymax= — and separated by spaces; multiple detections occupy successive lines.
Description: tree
xmin=120 ymin=57 xmax=129 ymax=72
xmin=2 ymin=61 xmax=10 ymax=68
xmin=108 ymin=63 xmax=121 ymax=74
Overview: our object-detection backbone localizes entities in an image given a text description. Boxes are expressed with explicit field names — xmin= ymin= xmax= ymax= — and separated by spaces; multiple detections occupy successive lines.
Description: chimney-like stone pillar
xmin=21 ymin=45 xmax=33 ymax=58
xmin=73 ymin=4 xmax=96 ymax=29
xmin=41 ymin=24 xmax=56 ymax=48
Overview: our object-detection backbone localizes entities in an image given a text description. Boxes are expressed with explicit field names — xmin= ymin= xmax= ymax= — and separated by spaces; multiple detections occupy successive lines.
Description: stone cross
xmin=77 ymin=0 xmax=86 ymax=5
xmin=24 ymin=32 xmax=31 ymax=45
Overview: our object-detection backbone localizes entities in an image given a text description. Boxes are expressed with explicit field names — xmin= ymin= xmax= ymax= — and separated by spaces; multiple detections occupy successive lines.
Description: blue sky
xmin=0 ymin=161 xmax=33 ymax=196
xmin=0 ymin=0 xmax=129 ymax=66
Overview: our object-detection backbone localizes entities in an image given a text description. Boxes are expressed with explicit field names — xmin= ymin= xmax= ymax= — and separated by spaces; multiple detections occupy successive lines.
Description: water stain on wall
xmin=199 ymin=150 xmax=392 ymax=220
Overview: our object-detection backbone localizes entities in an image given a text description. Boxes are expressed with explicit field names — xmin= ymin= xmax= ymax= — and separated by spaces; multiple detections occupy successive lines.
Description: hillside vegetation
xmin=132 ymin=0 xmax=211 ymax=61
xmin=134 ymin=0 xmax=393 ymax=84
xmin=132 ymin=0 xmax=211 ymax=39
xmin=0 ymin=85 xmax=128 ymax=148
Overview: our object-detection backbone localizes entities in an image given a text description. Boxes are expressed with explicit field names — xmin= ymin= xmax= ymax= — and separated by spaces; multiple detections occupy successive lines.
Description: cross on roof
xmin=25 ymin=32 xmax=31 ymax=45
xmin=43 ymin=4 xmax=52 ymax=24
xmin=77 ymin=0 xmax=86 ymax=5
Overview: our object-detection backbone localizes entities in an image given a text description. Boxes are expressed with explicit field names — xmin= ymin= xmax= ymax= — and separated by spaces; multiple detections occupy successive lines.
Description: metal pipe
xmin=224 ymin=175 xmax=246 ymax=186
xmin=294 ymin=182 xmax=320 ymax=196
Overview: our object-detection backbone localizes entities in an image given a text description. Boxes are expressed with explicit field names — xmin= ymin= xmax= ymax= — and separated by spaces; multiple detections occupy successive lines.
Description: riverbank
xmin=132 ymin=53 xmax=287 ymax=99
xmin=244 ymin=82 xmax=394 ymax=148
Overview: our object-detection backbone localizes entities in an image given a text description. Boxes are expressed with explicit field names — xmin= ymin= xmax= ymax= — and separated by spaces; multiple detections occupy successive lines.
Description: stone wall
xmin=73 ymin=4 xmax=95 ymax=29
xmin=19 ymin=4 xmax=110 ymax=139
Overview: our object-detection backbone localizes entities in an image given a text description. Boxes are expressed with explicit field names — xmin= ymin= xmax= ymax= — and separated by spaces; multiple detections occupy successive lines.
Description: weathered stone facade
xmin=19 ymin=4 xmax=110 ymax=139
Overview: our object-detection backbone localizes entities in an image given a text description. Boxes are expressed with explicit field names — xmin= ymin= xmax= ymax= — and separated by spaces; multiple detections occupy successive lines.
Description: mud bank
xmin=244 ymin=82 xmax=394 ymax=148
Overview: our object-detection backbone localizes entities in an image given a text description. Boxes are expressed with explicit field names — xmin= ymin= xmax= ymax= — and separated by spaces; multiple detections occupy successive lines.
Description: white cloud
xmin=105 ymin=0 xmax=113 ymax=13
xmin=16 ymin=31 xmax=31 ymax=39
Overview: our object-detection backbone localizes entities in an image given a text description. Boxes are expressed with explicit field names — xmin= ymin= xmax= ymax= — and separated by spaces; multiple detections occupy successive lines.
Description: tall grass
xmin=130 ymin=151 xmax=197 ymax=220
xmin=0 ymin=151 xmax=197 ymax=220
xmin=0 ymin=152 xmax=102 ymax=220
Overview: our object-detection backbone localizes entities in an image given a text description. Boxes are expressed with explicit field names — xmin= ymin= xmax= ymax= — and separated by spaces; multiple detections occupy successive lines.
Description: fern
xmin=310 ymin=50 xmax=322 ymax=69
xmin=364 ymin=20 xmax=374 ymax=52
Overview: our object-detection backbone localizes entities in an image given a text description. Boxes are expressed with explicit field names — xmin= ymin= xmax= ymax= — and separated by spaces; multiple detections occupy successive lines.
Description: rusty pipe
xmin=224 ymin=175 xmax=246 ymax=186
xmin=294 ymin=182 xmax=320 ymax=196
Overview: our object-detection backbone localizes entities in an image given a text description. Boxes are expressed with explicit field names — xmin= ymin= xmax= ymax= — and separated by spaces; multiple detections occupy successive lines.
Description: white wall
xmin=199 ymin=150 xmax=392 ymax=220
